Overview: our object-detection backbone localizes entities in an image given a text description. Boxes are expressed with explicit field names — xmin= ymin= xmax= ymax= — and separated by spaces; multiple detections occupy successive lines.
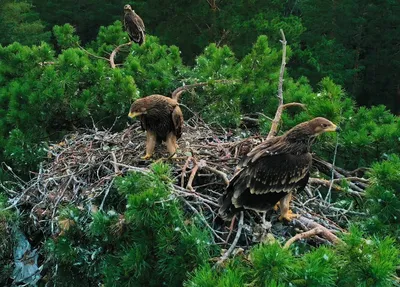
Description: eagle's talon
xmin=141 ymin=154 xmax=152 ymax=160
xmin=279 ymin=210 xmax=299 ymax=221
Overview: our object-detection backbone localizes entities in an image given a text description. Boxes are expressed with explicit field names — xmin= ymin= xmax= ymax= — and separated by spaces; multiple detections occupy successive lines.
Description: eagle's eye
xmin=321 ymin=123 xmax=328 ymax=128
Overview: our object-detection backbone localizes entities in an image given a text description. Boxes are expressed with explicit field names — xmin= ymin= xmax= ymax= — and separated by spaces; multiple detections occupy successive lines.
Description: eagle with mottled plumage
xmin=128 ymin=95 xmax=183 ymax=159
xmin=219 ymin=117 xmax=339 ymax=221
xmin=124 ymin=4 xmax=145 ymax=45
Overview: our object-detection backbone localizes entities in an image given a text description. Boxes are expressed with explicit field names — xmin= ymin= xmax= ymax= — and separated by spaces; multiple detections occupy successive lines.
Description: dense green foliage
xmin=44 ymin=163 xmax=216 ymax=286
xmin=1 ymin=3 xmax=400 ymax=286
xmin=1 ymin=21 xmax=399 ymax=177
xmin=1 ymin=0 xmax=396 ymax=113
xmin=364 ymin=155 xmax=400 ymax=239
xmin=186 ymin=231 xmax=399 ymax=287
xmin=0 ymin=0 xmax=50 ymax=46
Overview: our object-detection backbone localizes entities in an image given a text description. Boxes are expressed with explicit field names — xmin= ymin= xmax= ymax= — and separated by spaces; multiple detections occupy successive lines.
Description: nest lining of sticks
xmin=1 ymin=114 xmax=369 ymax=261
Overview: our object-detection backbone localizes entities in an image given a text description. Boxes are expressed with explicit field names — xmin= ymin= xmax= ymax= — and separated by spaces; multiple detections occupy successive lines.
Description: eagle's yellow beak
xmin=325 ymin=124 xmax=340 ymax=132
xmin=128 ymin=112 xmax=142 ymax=118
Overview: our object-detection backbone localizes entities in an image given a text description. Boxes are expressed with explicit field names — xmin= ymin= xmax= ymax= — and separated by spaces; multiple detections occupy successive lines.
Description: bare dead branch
xmin=215 ymin=211 xmax=244 ymax=266
xmin=77 ymin=43 xmax=110 ymax=62
xmin=186 ymin=158 xmax=199 ymax=191
xmin=267 ymin=29 xmax=287 ymax=139
xmin=281 ymin=102 xmax=306 ymax=110
xmin=292 ymin=216 xmax=342 ymax=245
xmin=110 ymin=42 xmax=132 ymax=69
xmin=171 ymin=80 xmax=234 ymax=101
xmin=284 ymin=227 xmax=323 ymax=249
xmin=203 ymin=165 xmax=230 ymax=186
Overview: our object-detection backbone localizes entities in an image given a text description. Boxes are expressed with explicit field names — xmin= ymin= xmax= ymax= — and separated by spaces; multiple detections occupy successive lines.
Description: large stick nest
xmin=2 ymin=115 xmax=368 ymax=256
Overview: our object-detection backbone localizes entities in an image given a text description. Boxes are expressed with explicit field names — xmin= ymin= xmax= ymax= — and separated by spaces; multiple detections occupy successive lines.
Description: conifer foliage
xmin=44 ymin=164 xmax=216 ymax=286
xmin=0 ymin=19 xmax=399 ymax=287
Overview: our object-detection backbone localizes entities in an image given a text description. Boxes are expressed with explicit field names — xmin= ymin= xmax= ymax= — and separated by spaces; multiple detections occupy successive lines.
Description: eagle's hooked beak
xmin=128 ymin=112 xmax=142 ymax=118
xmin=324 ymin=124 xmax=340 ymax=132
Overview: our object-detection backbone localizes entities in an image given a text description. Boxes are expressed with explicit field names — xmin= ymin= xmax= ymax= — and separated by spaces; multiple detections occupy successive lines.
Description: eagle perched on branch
xmin=124 ymin=4 xmax=145 ymax=45
xmin=219 ymin=117 xmax=339 ymax=221
xmin=128 ymin=95 xmax=183 ymax=159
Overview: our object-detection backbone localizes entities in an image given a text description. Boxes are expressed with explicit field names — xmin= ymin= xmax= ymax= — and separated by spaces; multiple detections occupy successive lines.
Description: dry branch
xmin=77 ymin=43 xmax=109 ymax=62
xmin=291 ymin=216 xmax=342 ymax=245
xmin=171 ymin=80 xmax=233 ymax=101
xmin=203 ymin=165 xmax=230 ymax=186
xmin=110 ymin=42 xmax=132 ymax=69
xmin=215 ymin=211 xmax=244 ymax=266
xmin=267 ymin=29 xmax=287 ymax=140
xmin=284 ymin=227 xmax=323 ymax=249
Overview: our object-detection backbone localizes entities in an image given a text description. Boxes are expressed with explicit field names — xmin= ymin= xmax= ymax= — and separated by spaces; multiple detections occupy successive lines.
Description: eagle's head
xmin=124 ymin=4 xmax=133 ymax=12
xmin=128 ymin=98 xmax=148 ymax=118
xmin=307 ymin=117 xmax=340 ymax=135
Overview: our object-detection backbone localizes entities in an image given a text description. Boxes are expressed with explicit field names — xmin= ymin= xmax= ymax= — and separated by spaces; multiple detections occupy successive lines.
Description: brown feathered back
xmin=129 ymin=95 xmax=183 ymax=140
xmin=124 ymin=4 xmax=145 ymax=45
xmin=219 ymin=117 xmax=338 ymax=220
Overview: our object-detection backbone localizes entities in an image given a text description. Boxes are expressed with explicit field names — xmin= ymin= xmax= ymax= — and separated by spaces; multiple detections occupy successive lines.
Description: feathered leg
xmin=142 ymin=131 xmax=156 ymax=159
xmin=278 ymin=192 xmax=299 ymax=221
xmin=166 ymin=132 xmax=177 ymax=158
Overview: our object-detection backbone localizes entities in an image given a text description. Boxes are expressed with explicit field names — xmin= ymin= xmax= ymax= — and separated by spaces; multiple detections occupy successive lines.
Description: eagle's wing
xmin=124 ymin=13 xmax=145 ymax=43
xmin=236 ymin=136 xmax=286 ymax=171
xmin=219 ymin=147 xmax=311 ymax=219
xmin=171 ymin=105 xmax=183 ymax=139
xmin=232 ymin=153 xmax=312 ymax=197
xmin=133 ymin=14 xmax=145 ymax=32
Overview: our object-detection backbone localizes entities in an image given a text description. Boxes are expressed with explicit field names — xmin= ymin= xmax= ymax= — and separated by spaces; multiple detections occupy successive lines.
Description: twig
xmin=110 ymin=42 xmax=131 ymax=69
xmin=267 ymin=29 xmax=287 ymax=139
xmin=292 ymin=216 xmax=342 ymax=245
xmin=182 ymin=199 xmax=225 ymax=243
xmin=281 ymin=102 xmax=306 ymax=110
xmin=203 ymin=165 xmax=230 ymax=186
xmin=309 ymin=178 xmax=365 ymax=197
xmin=99 ymin=178 xmax=115 ymax=211
xmin=215 ymin=211 xmax=244 ymax=266
xmin=77 ymin=43 xmax=109 ymax=62
xmin=284 ymin=227 xmax=323 ymax=249
xmin=109 ymin=161 xmax=150 ymax=174
xmin=171 ymin=80 xmax=234 ymax=101
xmin=110 ymin=152 xmax=120 ymax=174
xmin=325 ymin=135 xmax=340 ymax=202
xmin=186 ymin=159 xmax=199 ymax=191
xmin=181 ymin=156 xmax=193 ymax=187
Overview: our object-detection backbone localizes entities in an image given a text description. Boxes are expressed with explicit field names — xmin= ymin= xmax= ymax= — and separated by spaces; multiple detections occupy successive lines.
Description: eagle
xmin=124 ymin=4 xmax=145 ymax=45
xmin=218 ymin=117 xmax=339 ymax=222
xmin=128 ymin=95 xmax=183 ymax=159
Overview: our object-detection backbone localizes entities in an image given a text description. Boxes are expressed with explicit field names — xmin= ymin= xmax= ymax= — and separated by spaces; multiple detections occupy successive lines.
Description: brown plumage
xmin=219 ymin=117 xmax=339 ymax=221
xmin=128 ymin=95 xmax=183 ymax=159
xmin=124 ymin=4 xmax=145 ymax=45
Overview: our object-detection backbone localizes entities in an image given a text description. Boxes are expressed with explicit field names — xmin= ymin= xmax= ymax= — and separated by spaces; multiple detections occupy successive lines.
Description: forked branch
xmin=110 ymin=42 xmax=132 ymax=69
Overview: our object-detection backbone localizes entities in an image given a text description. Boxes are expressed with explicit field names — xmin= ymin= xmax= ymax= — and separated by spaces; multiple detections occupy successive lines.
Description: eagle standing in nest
xmin=124 ymin=4 xmax=145 ymax=45
xmin=219 ymin=117 xmax=339 ymax=222
xmin=128 ymin=95 xmax=183 ymax=159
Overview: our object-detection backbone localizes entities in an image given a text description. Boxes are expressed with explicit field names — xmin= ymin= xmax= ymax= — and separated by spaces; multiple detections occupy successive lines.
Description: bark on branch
xmin=110 ymin=42 xmax=132 ymax=69
xmin=285 ymin=216 xmax=342 ymax=249
xmin=171 ymin=79 xmax=234 ymax=101
xmin=267 ymin=29 xmax=287 ymax=140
